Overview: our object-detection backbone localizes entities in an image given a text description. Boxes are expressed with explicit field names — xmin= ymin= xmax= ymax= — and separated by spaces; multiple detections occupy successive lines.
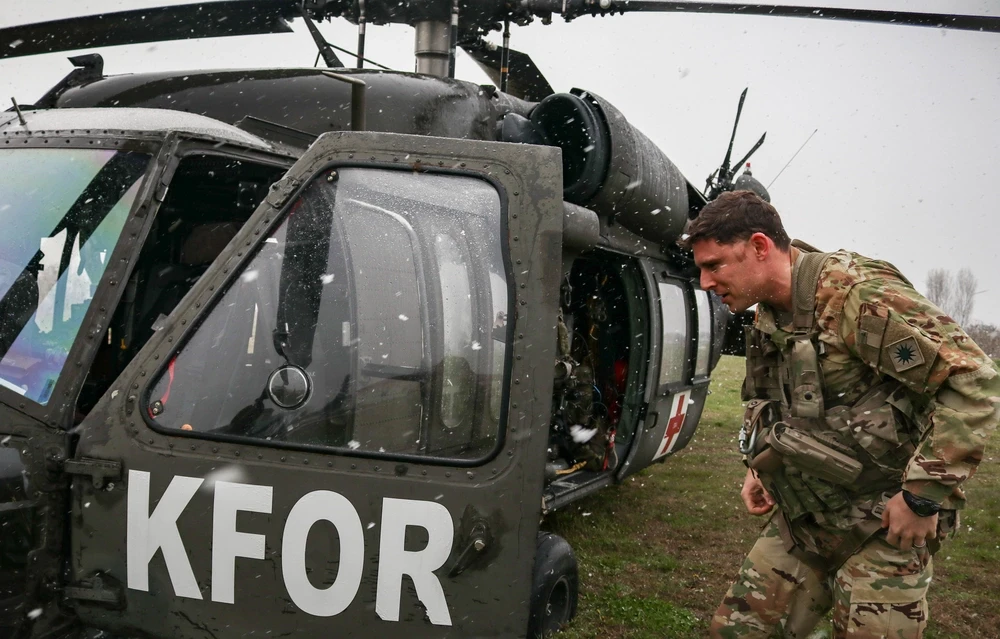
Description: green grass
xmin=547 ymin=356 xmax=1000 ymax=638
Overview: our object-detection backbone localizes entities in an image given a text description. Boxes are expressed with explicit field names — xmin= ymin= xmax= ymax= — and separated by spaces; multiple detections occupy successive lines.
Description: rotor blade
xmin=561 ymin=2 xmax=1000 ymax=34
xmin=731 ymin=132 xmax=767 ymax=174
xmin=461 ymin=39 xmax=554 ymax=102
xmin=0 ymin=1 xmax=298 ymax=60
xmin=720 ymin=87 xmax=748 ymax=179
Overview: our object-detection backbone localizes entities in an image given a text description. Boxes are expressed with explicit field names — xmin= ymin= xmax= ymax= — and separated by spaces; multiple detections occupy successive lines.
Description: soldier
xmin=681 ymin=190 xmax=1000 ymax=638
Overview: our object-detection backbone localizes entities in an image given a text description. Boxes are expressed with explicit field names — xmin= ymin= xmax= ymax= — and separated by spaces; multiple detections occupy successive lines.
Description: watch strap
xmin=902 ymin=489 xmax=941 ymax=517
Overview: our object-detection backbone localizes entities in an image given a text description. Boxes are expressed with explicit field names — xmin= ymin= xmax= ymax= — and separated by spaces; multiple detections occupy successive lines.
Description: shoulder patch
xmin=886 ymin=336 xmax=924 ymax=372
xmin=878 ymin=317 xmax=940 ymax=389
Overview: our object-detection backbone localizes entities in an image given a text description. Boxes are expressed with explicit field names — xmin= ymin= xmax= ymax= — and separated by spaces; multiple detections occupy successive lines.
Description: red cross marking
xmin=657 ymin=392 xmax=689 ymax=457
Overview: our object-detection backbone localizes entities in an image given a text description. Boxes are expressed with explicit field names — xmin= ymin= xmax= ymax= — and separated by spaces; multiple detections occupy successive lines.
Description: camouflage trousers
xmin=710 ymin=516 xmax=933 ymax=638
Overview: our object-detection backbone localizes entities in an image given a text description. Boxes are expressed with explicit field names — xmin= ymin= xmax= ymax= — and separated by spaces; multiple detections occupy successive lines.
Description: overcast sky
xmin=2 ymin=1 xmax=999 ymax=322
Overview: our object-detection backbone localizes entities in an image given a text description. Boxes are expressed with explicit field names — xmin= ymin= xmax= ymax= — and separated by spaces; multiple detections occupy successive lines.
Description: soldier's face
xmin=691 ymin=239 xmax=761 ymax=312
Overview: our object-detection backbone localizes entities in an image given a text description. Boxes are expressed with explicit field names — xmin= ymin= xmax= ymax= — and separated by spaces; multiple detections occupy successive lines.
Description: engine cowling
xmin=524 ymin=89 xmax=690 ymax=247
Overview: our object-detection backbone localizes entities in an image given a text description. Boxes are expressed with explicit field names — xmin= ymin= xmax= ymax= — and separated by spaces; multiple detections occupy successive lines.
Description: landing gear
xmin=527 ymin=533 xmax=578 ymax=638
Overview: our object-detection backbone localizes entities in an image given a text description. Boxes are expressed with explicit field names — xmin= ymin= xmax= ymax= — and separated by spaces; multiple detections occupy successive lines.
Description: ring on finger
xmin=913 ymin=541 xmax=926 ymax=548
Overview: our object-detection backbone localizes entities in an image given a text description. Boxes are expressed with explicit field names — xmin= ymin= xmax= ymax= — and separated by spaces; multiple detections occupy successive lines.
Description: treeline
xmin=966 ymin=323 xmax=1000 ymax=361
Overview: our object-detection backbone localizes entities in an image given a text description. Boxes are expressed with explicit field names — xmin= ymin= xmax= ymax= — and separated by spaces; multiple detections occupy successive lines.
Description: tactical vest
xmin=741 ymin=246 xmax=924 ymax=569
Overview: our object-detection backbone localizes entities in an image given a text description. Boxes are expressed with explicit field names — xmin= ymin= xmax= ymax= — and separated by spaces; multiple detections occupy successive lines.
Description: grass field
xmin=547 ymin=355 xmax=1000 ymax=639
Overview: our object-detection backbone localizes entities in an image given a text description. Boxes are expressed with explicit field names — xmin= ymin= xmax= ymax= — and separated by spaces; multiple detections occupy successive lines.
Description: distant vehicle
xmin=0 ymin=2 xmax=996 ymax=638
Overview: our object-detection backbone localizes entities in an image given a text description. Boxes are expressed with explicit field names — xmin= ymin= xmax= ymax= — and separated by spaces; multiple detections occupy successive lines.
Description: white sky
xmin=2 ymin=1 xmax=999 ymax=322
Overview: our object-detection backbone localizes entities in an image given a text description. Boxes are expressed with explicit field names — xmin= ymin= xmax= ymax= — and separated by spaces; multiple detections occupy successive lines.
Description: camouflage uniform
xmin=711 ymin=249 xmax=1000 ymax=638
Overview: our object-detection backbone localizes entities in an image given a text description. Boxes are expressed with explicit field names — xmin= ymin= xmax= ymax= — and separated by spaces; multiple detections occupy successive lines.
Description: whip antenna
xmin=768 ymin=128 xmax=818 ymax=189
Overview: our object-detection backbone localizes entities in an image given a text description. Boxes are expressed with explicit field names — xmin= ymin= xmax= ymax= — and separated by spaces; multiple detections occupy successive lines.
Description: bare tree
xmin=967 ymin=323 xmax=1000 ymax=360
xmin=954 ymin=268 xmax=978 ymax=327
xmin=925 ymin=268 xmax=977 ymax=326
xmin=925 ymin=268 xmax=952 ymax=316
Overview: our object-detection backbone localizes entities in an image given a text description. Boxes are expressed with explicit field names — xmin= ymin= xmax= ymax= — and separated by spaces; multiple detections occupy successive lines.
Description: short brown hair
xmin=679 ymin=190 xmax=791 ymax=251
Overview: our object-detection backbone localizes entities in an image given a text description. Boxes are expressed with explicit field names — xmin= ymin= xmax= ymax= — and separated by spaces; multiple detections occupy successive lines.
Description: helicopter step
xmin=543 ymin=471 xmax=614 ymax=514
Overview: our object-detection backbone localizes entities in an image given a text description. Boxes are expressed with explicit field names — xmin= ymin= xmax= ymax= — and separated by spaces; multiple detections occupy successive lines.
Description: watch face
xmin=903 ymin=491 xmax=940 ymax=517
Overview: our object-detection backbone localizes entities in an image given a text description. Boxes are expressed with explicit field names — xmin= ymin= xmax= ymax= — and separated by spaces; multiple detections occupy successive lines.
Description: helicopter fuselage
xmin=0 ymin=68 xmax=726 ymax=638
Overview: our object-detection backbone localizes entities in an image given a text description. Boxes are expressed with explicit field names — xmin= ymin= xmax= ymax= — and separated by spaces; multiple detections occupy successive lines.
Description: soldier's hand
xmin=881 ymin=491 xmax=938 ymax=551
xmin=741 ymin=468 xmax=775 ymax=516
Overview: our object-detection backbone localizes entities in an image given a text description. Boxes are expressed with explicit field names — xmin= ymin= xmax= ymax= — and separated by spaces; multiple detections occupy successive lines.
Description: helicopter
xmin=0 ymin=2 xmax=997 ymax=638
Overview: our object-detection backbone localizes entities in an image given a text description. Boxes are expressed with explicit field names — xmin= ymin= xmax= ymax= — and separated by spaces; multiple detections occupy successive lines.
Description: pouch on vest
xmin=743 ymin=398 xmax=787 ymax=479
xmin=743 ymin=327 xmax=783 ymax=402
xmin=789 ymin=337 xmax=824 ymax=418
xmin=845 ymin=382 xmax=918 ymax=478
xmin=767 ymin=421 xmax=863 ymax=486
xmin=767 ymin=466 xmax=851 ymax=520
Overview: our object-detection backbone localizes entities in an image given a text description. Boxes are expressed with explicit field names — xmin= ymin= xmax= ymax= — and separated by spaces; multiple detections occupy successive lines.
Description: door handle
xmin=447 ymin=521 xmax=490 ymax=577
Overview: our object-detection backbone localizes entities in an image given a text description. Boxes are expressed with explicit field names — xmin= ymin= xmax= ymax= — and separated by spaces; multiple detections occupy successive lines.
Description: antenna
xmin=10 ymin=97 xmax=26 ymax=125
xmin=767 ymin=128 xmax=818 ymax=189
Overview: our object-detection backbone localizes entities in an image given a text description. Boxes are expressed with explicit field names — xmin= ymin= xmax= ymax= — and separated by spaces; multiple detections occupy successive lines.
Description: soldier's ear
xmin=747 ymin=232 xmax=771 ymax=260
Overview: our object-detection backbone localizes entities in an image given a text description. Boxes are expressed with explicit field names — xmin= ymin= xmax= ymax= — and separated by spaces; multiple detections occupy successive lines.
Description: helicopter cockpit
xmin=0 ymin=108 xmax=292 ymax=420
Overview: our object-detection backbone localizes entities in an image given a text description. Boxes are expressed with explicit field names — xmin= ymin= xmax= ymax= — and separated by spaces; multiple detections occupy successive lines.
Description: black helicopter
xmin=0 ymin=3 xmax=997 ymax=638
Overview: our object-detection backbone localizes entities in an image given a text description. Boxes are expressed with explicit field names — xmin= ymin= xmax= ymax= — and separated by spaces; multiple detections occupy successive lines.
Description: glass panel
xmin=488 ymin=273 xmax=508 ymax=423
xmin=0 ymin=148 xmax=150 ymax=405
xmin=148 ymin=168 xmax=507 ymax=462
xmin=658 ymin=282 xmax=687 ymax=386
xmin=694 ymin=289 xmax=712 ymax=376
xmin=436 ymin=233 xmax=474 ymax=431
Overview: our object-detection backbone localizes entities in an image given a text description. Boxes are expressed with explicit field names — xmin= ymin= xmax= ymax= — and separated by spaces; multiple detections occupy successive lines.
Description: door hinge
xmin=63 ymin=457 xmax=122 ymax=490
xmin=265 ymin=175 xmax=302 ymax=208
xmin=154 ymin=181 xmax=169 ymax=203
xmin=65 ymin=574 xmax=125 ymax=609
xmin=637 ymin=403 xmax=658 ymax=430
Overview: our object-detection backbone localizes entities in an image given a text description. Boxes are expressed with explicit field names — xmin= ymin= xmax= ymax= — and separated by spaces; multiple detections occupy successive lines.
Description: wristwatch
xmin=902 ymin=490 xmax=942 ymax=517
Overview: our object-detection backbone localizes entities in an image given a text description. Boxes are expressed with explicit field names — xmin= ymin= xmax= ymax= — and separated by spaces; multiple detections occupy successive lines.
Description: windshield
xmin=0 ymin=148 xmax=150 ymax=405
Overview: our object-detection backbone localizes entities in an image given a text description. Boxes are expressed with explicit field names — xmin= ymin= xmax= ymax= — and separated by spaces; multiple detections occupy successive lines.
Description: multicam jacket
xmin=747 ymin=249 xmax=1000 ymax=560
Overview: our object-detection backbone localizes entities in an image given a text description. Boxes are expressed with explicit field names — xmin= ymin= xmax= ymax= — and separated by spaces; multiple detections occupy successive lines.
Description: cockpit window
xmin=147 ymin=168 xmax=508 ymax=462
xmin=0 ymin=148 xmax=150 ymax=405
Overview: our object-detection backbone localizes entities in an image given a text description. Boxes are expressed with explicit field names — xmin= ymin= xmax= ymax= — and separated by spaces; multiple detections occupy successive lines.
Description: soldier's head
xmin=680 ymin=190 xmax=793 ymax=312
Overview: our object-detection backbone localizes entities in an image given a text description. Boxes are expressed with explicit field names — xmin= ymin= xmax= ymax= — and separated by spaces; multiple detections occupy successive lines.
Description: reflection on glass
xmin=658 ymin=282 xmax=687 ymax=386
xmin=694 ymin=289 xmax=712 ymax=377
xmin=0 ymin=149 xmax=150 ymax=405
xmin=437 ymin=233 xmax=474 ymax=431
xmin=148 ymin=168 xmax=508 ymax=462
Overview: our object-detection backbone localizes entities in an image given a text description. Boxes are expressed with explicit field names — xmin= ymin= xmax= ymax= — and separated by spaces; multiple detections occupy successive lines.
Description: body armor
xmin=741 ymin=247 xmax=927 ymax=569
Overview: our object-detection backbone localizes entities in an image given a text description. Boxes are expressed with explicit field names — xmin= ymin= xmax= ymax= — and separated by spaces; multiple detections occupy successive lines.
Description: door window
xmin=693 ymin=289 xmax=712 ymax=377
xmin=146 ymin=168 xmax=508 ymax=462
xmin=657 ymin=281 xmax=688 ymax=386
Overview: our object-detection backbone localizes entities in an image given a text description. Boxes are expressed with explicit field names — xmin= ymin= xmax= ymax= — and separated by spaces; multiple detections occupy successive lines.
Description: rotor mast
xmin=415 ymin=21 xmax=451 ymax=76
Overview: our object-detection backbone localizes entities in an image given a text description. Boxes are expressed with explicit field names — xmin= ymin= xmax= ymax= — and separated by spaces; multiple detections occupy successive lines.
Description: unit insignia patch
xmin=887 ymin=336 xmax=924 ymax=372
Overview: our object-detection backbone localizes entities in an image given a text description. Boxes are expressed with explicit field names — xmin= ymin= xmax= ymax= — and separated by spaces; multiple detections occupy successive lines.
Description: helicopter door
xmin=66 ymin=132 xmax=564 ymax=638
xmin=617 ymin=263 xmax=712 ymax=478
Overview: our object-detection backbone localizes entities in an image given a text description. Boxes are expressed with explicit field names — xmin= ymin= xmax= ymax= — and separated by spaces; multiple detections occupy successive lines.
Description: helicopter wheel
xmin=527 ymin=532 xmax=578 ymax=638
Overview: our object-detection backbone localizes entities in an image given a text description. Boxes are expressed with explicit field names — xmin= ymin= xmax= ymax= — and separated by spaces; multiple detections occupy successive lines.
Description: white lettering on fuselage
xmin=282 ymin=490 xmax=365 ymax=616
xmin=376 ymin=497 xmax=454 ymax=626
xmin=125 ymin=470 xmax=454 ymax=625
xmin=212 ymin=481 xmax=272 ymax=604
xmin=126 ymin=470 xmax=204 ymax=599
